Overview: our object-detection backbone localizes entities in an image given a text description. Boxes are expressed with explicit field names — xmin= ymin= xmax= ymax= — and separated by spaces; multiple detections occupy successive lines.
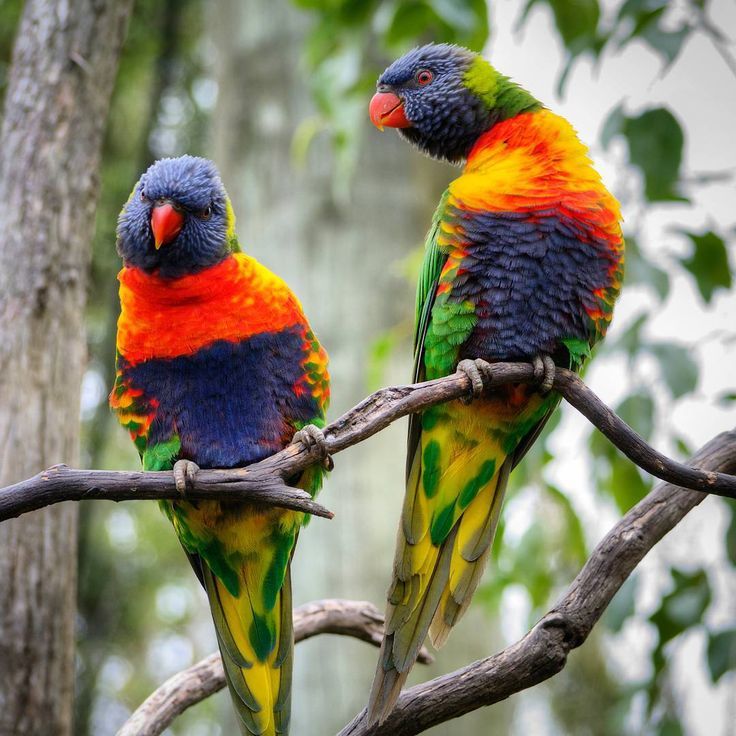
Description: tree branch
xmin=116 ymin=599 xmax=433 ymax=736
xmin=2 ymin=363 xmax=736 ymax=526
xmin=338 ymin=429 xmax=736 ymax=735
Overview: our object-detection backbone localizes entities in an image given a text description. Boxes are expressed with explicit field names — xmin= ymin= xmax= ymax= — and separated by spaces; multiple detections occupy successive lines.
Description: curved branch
xmin=2 ymin=363 xmax=736 ymax=524
xmin=338 ymin=429 xmax=736 ymax=735
xmin=116 ymin=599 xmax=433 ymax=736
xmin=0 ymin=465 xmax=333 ymax=521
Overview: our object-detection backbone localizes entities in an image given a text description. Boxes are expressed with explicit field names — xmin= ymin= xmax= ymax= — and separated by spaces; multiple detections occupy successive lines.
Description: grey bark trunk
xmin=209 ymin=2 xmax=512 ymax=733
xmin=0 ymin=2 xmax=134 ymax=735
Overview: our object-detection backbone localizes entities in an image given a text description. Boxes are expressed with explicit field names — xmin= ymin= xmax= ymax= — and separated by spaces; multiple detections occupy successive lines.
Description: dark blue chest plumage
xmin=451 ymin=207 xmax=616 ymax=362
xmin=123 ymin=328 xmax=319 ymax=468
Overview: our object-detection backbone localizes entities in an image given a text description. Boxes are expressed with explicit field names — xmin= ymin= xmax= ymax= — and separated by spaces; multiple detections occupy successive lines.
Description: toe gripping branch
xmin=173 ymin=459 xmax=200 ymax=495
xmin=457 ymin=354 xmax=555 ymax=403
xmin=456 ymin=359 xmax=495 ymax=404
xmin=532 ymin=355 xmax=556 ymax=394
xmin=293 ymin=424 xmax=334 ymax=471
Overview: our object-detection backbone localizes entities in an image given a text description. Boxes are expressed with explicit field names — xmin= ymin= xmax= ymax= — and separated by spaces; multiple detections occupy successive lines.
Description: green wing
xmin=407 ymin=190 xmax=451 ymax=478
xmin=412 ymin=189 xmax=450 ymax=383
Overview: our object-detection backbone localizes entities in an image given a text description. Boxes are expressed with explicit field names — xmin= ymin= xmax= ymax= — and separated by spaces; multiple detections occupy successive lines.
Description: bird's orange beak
xmin=151 ymin=203 xmax=184 ymax=249
xmin=369 ymin=92 xmax=410 ymax=131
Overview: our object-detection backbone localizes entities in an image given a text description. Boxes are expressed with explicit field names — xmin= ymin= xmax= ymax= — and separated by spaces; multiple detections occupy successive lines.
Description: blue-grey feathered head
xmin=370 ymin=44 xmax=539 ymax=163
xmin=117 ymin=156 xmax=234 ymax=278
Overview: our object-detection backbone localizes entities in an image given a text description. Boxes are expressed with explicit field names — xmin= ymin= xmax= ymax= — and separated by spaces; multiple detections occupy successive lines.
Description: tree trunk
xmin=0 ymin=2 xmax=134 ymax=735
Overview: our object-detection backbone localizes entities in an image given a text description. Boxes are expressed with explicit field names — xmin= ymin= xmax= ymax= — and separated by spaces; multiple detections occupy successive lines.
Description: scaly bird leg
xmin=532 ymin=354 xmax=556 ymax=394
xmin=292 ymin=424 xmax=334 ymax=471
xmin=173 ymin=459 xmax=199 ymax=495
xmin=456 ymin=358 xmax=494 ymax=404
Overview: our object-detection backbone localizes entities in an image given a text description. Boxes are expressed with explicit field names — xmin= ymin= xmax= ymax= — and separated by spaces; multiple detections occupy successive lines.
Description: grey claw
xmin=173 ymin=459 xmax=199 ymax=495
xmin=293 ymin=424 xmax=333 ymax=471
xmin=457 ymin=359 xmax=493 ymax=404
xmin=532 ymin=354 xmax=556 ymax=394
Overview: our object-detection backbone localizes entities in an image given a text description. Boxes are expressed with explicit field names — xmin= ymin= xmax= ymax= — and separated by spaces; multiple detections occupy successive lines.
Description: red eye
xmin=416 ymin=69 xmax=433 ymax=86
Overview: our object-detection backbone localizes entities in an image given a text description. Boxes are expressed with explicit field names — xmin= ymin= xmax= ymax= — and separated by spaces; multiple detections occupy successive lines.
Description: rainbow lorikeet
xmin=366 ymin=44 xmax=624 ymax=721
xmin=110 ymin=156 xmax=330 ymax=735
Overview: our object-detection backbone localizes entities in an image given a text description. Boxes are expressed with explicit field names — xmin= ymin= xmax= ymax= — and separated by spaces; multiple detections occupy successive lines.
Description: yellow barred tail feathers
xmin=429 ymin=456 xmax=511 ymax=647
xmin=203 ymin=564 xmax=294 ymax=736
xmin=366 ymin=437 xmax=512 ymax=725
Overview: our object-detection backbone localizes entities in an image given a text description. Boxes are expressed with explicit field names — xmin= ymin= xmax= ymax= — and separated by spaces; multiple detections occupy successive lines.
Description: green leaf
xmin=623 ymin=107 xmax=686 ymax=202
xmin=649 ymin=568 xmax=711 ymax=650
xmin=716 ymin=391 xmax=736 ymax=406
xmin=657 ymin=717 xmax=685 ymax=736
xmin=546 ymin=0 xmax=601 ymax=54
xmin=590 ymin=392 xmax=654 ymax=510
xmin=726 ymin=506 xmax=736 ymax=566
xmin=386 ymin=0 xmax=488 ymax=50
xmin=617 ymin=4 xmax=690 ymax=67
xmin=609 ymin=453 xmax=652 ymax=511
xmin=617 ymin=0 xmax=667 ymax=19
xmin=648 ymin=343 xmax=698 ymax=399
xmin=604 ymin=574 xmax=638 ymax=632
xmin=623 ymin=236 xmax=670 ymax=301
xmin=706 ymin=628 xmax=736 ymax=683
xmin=673 ymin=435 xmax=693 ymax=457
xmin=608 ymin=312 xmax=648 ymax=356
xmin=544 ymin=484 xmax=587 ymax=563
xmin=600 ymin=103 xmax=625 ymax=149
xmin=616 ymin=392 xmax=655 ymax=439
xmin=678 ymin=230 xmax=732 ymax=304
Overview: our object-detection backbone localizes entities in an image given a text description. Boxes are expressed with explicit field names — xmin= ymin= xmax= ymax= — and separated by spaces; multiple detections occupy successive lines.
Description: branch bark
xmin=338 ymin=429 xmax=736 ymax=735
xmin=2 ymin=364 xmax=736 ymax=526
xmin=116 ymin=599 xmax=433 ymax=736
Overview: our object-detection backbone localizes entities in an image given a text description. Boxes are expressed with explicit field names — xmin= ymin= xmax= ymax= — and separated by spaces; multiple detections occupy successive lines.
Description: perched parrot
xmin=366 ymin=44 xmax=624 ymax=721
xmin=110 ymin=156 xmax=330 ymax=735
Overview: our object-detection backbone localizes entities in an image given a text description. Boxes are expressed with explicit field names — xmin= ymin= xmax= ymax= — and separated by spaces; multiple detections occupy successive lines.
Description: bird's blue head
xmin=369 ymin=44 xmax=540 ymax=163
xmin=117 ymin=156 xmax=237 ymax=279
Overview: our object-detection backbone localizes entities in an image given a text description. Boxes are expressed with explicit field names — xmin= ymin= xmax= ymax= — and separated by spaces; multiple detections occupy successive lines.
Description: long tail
xmin=367 ymin=442 xmax=512 ymax=724
xmin=203 ymin=559 xmax=294 ymax=735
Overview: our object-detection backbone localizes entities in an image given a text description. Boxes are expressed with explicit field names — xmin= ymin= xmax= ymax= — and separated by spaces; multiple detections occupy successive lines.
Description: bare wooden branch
xmin=0 ymin=465 xmax=333 ymax=521
xmin=338 ymin=429 xmax=736 ymax=735
xmin=2 ymin=364 xmax=736 ymax=527
xmin=116 ymin=599 xmax=433 ymax=736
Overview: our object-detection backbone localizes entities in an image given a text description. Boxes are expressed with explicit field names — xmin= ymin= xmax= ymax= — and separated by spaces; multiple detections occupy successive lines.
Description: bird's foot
xmin=173 ymin=459 xmax=199 ymax=495
xmin=293 ymin=424 xmax=334 ymax=471
xmin=456 ymin=359 xmax=494 ymax=404
xmin=532 ymin=354 xmax=556 ymax=394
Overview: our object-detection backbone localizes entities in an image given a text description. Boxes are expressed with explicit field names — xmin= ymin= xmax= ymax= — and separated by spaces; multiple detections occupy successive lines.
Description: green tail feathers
xmin=203 ymin=561 xmax=294 ymax=736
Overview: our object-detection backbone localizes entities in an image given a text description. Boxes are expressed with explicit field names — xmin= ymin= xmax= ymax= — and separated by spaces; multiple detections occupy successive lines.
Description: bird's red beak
xmin=151 ymin=203 xmax=184 ymax=250
xmin=369 ymin=92 xmax=410 ymax=131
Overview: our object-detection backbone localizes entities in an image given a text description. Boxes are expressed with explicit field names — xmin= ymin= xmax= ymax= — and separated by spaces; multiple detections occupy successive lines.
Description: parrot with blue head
xmin=366 ymin=44 xmax=624 ymax=722
xmin=111 ymin=155 xmax=330 ymax=735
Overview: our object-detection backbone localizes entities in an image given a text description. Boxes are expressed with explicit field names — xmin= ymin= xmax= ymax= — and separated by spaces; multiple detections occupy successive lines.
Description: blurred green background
xmin=2 ymin=0 xmax=735 ymax=734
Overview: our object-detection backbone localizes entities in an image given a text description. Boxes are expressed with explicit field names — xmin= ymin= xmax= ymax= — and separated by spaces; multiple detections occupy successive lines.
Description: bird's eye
xmin=416 ymin=69 xmax=433 ymax=86
xmin=140 ymin=189 xmax=146 ymax=201
xmin=199 ymin=205 xmax=212 ymax=220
